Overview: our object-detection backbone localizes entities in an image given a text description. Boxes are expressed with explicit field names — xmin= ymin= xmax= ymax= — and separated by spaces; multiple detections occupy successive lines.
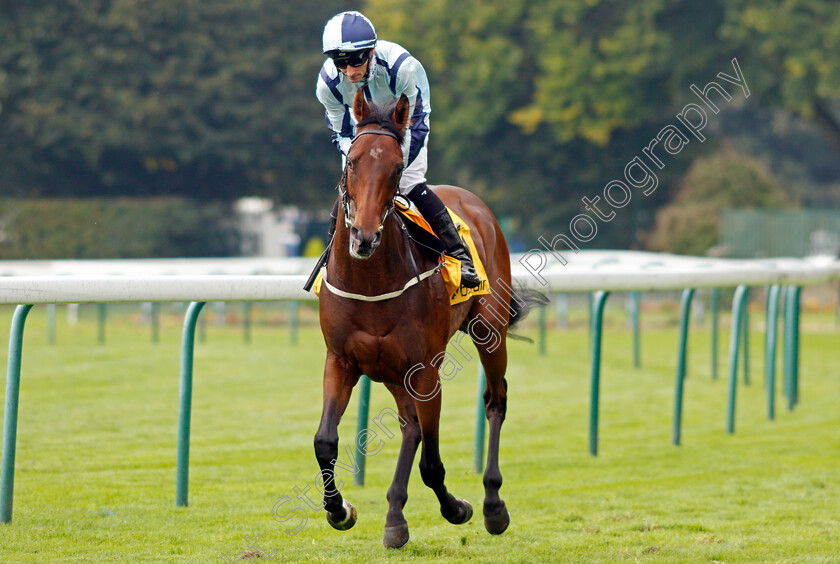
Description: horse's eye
xmin=347 ymin=159 xmax=355 ymax=171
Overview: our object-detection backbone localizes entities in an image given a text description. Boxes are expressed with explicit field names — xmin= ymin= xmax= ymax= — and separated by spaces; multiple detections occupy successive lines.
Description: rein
xmin=326 ymin=127 xmax=443 ymax=302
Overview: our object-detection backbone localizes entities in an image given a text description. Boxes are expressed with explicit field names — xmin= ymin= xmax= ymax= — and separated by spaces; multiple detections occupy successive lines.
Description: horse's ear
xmin=353 ymin=88 xmax=371 ymax=122
xmin=392 ymin=94 xmax=410 ymax=129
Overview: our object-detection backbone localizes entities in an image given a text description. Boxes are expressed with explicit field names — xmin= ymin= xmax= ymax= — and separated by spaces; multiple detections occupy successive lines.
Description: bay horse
xmin=314 ymin=88 xmax=543 ymax=548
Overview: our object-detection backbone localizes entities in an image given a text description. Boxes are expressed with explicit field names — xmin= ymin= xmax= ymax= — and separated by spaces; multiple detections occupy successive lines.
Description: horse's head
xmin=343 ymin=88 xmax=410 ymax=259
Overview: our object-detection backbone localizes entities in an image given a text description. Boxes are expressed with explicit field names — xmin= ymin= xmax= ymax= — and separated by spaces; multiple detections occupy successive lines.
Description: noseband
xmin=338 ymin=129 xmax=404 ymax=229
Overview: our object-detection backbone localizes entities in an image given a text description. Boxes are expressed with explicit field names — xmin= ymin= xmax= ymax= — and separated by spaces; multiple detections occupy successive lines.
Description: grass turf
xmin=0 ymin=303 xmax=837 ymax=563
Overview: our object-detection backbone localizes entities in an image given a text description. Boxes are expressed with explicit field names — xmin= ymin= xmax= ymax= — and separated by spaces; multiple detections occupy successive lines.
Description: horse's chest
xmin=343 ymin=328 xmax=424 ymax=382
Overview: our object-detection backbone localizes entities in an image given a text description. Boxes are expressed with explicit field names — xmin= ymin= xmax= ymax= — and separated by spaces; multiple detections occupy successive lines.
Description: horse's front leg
xmin=381 ymin=384 xmax=421 ymax=548
xmin=409 ymin=365 xmax=473 ymax=526
xmin=313 ymin=352 xmax=360 ymax=530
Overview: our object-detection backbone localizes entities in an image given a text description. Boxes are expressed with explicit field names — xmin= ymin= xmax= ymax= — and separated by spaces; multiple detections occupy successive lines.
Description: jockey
xmin=315 ymin=10 xmax=481 ymax=289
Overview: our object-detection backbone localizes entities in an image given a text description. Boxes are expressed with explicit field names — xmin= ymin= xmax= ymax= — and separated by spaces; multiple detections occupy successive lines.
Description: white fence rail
xmin=1 ymin=251 xmax=838 ymax=303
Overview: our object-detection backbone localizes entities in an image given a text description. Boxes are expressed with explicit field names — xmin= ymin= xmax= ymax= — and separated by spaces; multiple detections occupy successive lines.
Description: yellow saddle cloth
xmin=313 ymin=203 xmax=490 ymax=305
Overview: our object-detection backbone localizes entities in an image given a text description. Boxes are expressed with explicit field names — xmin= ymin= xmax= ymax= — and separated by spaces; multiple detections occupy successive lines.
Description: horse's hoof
xmin=383 ymin=523 xmax=410 ymax=549
xmin=326 ymin=499 xmax=357 ymax=531
xmin=445 ymin=499 xmax=473 ymax=525
xmin=484 ymin=506 xmax=511 ymax=535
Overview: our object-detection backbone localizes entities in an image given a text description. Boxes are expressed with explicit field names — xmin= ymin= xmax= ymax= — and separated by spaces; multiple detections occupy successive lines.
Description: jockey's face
xmin=339 ymin=49 xmax=374 ymax=83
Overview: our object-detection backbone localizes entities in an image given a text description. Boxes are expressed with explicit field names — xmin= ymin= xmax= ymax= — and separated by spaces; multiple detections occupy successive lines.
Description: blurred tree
xmin=718 ymin=106 xmax=840 ymax=207
xmin=2 ymin=0 xmax=839 ymax=251
xmin=0 ymin=0 xmax=355 ymax=204
xmin=644 ymin=149 xmax=793 ymax=255
xmin=722 ymin=0 xmax=840 ymax=152
xmin=368 ymin=0 xmax=840 ymax=245
xmin=367 ymin=0 xmax=726 ymax=244
xmin=0 ymin=198 xmax=238 ymax=258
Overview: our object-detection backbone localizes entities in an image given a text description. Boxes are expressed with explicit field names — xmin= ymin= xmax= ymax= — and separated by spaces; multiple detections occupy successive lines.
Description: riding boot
xmin=303 ymin=198 xmax=340 ymax=291
xmin=406 ymin=183 xmax=482 ymax=289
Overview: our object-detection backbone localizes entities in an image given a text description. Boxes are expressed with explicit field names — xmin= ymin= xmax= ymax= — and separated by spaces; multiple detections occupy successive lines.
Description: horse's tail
xmin=507 ymin=281 xmax=550 ymax=343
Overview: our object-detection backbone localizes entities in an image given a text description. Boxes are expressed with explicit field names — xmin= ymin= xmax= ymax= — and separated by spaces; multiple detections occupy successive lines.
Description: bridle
xmin=337 ymin=128 xmax=404 ymax=230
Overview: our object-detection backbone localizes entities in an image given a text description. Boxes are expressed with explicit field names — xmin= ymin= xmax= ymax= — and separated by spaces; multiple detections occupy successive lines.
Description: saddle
xmin=313 ymin=200 xmax=490 ymax=305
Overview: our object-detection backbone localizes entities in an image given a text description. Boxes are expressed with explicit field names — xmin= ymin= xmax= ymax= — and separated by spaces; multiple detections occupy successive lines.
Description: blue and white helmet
xmin=322 ymin=11 xmax=377 ymax=54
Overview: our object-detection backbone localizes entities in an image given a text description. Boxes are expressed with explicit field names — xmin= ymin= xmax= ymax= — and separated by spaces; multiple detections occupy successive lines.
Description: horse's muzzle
xmin=349 ymin=225 xmax=382 ymax=259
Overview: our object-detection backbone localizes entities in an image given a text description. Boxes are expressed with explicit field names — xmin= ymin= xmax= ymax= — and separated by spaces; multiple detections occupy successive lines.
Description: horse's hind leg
xmin=381 ymin=384 xmax=421 ymax=549
xmin=474 ymin=323 xmax=512 ymax=534
xmin=313 ymin=353 xmax=360 ymax=531
xmin=409 ymin=365 xmax=473 ymax=526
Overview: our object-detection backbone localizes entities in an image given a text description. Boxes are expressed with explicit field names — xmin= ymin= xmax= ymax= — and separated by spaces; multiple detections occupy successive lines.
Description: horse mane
xmin=356 ymin=98 xmax=407 ymax=145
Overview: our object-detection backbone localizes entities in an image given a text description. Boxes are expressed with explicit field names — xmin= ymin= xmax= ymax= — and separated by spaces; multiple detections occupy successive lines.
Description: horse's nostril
xmin=348 ymin=225 xmax=380 ymax=257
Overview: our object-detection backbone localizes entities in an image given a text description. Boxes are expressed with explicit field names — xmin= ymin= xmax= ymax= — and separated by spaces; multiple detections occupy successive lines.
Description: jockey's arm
xmin=316 ymin=76 xmax=353 ymax=160
xmin=392 ymin=56 xmax=431 ymax=168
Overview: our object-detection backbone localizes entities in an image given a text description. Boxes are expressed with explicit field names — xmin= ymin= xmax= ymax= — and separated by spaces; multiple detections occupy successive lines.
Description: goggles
xmin=330 ymin=49 xmax=371 ymax=69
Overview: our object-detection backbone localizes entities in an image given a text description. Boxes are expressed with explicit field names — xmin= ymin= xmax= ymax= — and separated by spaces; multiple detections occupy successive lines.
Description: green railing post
xmin=289 ymin=301 xmax=299 ymax=346
xmin=538 ymin=305 xmax=547 ymax=356
xmin=176 ymin=301 xmax=206 ymax=507
xmin=836 ymin=284 xmax=840 ymax=328
xmin=198 ymin=309 xmax=207 ymax=344
xmin=474 ymin=364 xmax=487 ymax=473
xmin=783 ymin=288 xmax=793 ymax=409
xmin=1 ymin=304 xmax=34 ymax=523
xmin=726 ymin=285 xmax=749 ymax=434
xmin=693 ymin=290 xmax=705 ymax=327
xmin=764 ymin=288 xmax=771 ymax=389
xmin=243 ymin=302 xmax=252 ymax=344
xmin=742 ymin=302 xmax=750 ymax=386
xmin=765 ymin=285 xmax=781 ymax=420
xmin=791 ymin=287 xmax=801 ymax=408
xmin=710 ymin=288 xmax=719 ymax=380
xmin=589 ymin=291 xmax=610 ymax=456
xmin=630 ymin=292 xmax=641 ymax=369
xmin=779 ymin=287 xmax=787 ymax=358
xmin=672 ymin=288 xmax=695 ymax=446
xmin=555 ymin=293 xmax=568 ymax=330
xmin=151 ymin=302 xmax=160 ymax=344
xmin=354 ymin=376 xmax=371 ymax=486
xmin=783 ymin=286 xmax=802 ymax=411
xmin=97 ymin=303 xmax=107 ymax=344
xmin=47 ymin=304 xmax=56 ymax=345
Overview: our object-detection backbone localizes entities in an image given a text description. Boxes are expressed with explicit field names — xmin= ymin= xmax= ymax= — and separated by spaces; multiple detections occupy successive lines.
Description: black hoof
xmin=444 ymin=498 xmax=473 ymax=525
xmin=484 ymin=504 xmax=510 ymax=535
xmin=383 ymin=523 xmax=410 ymax=549
xmin=326 ymin=500 xmax=357 ymax=531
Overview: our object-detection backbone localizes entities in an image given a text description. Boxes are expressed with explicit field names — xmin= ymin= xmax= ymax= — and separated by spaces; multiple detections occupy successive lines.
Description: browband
xmin=352 ymin=128 xmax=401 ymax=144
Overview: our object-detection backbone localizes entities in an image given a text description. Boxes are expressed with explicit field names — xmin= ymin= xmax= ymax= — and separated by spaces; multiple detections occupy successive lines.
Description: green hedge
xmin=0 ymin=198 xmax=238 ymax=259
